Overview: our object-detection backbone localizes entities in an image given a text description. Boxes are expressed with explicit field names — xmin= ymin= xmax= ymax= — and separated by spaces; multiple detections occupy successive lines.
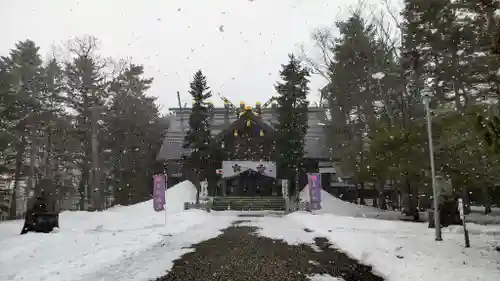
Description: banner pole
xmin=164 ymin=173 xmax=168 ymax=225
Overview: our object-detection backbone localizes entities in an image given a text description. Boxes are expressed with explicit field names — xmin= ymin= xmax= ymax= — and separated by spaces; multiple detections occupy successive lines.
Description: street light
xmin=421 ymin=92 xmax=442 ymax=241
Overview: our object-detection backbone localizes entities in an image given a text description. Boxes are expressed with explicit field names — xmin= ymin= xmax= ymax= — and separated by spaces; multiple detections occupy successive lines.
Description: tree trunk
xmin=91 ymin=105 xmax=102 ymax=210
xmin=44 ymin=127 xmax=57 ymax=213
xmin=9 ymin=138 xmax=26 ymax=219
xmin=410 ymin=182 xmax=420 ymax=221
xmin=29 ymin=125 xmax=37 ymax=197
xmin=481 ymin=185 xmax=492 ymax=214
xmin=402 ymin=178 xmax=411 ymax=215
xmin=359 ymin=182 xmax=366 ymax=205
xmin=462 ymin=185 xmax=471 ymax=215
xmin=195 ymin=173 xmax=201 ymax=204
xmin=378 ymin=181 xmax=387 ymax=210
xmin=78 ymin=167 xmax=89 ymax=210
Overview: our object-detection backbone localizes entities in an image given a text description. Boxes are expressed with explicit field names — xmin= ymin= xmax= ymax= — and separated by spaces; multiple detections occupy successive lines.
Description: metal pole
xmin=424 ymin=98 xmax=442 ymax=241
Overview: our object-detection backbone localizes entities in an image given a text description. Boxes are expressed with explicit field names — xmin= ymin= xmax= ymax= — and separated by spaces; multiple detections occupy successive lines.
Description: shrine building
xmin=156 ymin=99 xmax=339 ymax=197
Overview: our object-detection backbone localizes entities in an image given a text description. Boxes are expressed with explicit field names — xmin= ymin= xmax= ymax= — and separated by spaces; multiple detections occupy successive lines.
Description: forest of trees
xmin=2 ymin=0 xmax=500 ymax=222
xmin=0 ymin=36 xmax=168 ymax=219
xmin=301 ymin=0 xmax=500 ymax=216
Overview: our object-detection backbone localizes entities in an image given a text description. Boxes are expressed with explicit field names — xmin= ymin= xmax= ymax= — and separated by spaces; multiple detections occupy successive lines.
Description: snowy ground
xmin=300 ymin=185 xmax=404 ymax=220
xmin=1 ymin=181 xmax=499 ymax=281
xmin=0 ymin=181 xmax=235 ymax=281
xmin=301 ymin=184 xmax=500 ymax=225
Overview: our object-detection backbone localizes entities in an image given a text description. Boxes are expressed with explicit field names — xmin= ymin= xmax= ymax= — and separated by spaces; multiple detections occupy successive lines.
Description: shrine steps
xmin=212 ymin=196 xmax=286 ymax=211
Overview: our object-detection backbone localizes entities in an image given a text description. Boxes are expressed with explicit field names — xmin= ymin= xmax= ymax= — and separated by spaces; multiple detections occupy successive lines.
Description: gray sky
xmin=0 ymin=0 xmax=391 ymax=112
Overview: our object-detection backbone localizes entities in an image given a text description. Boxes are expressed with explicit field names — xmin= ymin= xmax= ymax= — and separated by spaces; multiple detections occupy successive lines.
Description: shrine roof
xmin=157 ymin=106 xmax=333 ymax=161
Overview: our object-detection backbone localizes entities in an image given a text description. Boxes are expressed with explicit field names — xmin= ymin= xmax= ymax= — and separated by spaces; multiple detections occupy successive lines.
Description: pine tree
xmin=477 ymin=0 xmax=500 ymax=155
xmin=1 ymin=40 xmax=46 ymax=218
xmin=183 ymin=70 xmax=212 ymax=203
xmin=324 ymin=14 xmax=386 ymax=204
xmin=64 ymin=36 xmax=108 ymax=210
xmin=105 ymin=64 xmax=165 ymax=205
xmin=275 ymin=54 xmax=310 ymax=196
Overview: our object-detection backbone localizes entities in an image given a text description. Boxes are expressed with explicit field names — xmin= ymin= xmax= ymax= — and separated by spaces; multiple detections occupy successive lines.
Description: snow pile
xmin=109 ymin=180 xmax=197 ymax=215
xmin=166 ymin=180 xmax=198 ymax=211
xmin=0 ymin=180 xmax=232 ymax=281
xmin=300 ymin=184 xmax=402 ymax=220
xmin=287 ymin=212 xmax=500 ymax=281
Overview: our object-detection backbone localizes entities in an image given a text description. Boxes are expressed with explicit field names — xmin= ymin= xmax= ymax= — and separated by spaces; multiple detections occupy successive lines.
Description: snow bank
xmin=109 ymin=180 xmax=197 ymax=215
xmin=0 ymin=180 xmax=231 ymax=281
xmin=289 ymin=212 xmax=500 ymax=281
xmin=300 ymin=185 xmax=402 ymax=220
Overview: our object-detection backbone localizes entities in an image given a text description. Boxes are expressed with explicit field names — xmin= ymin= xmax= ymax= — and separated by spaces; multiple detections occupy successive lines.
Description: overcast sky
xmin=0 ymin=0 xmax=395 ymax=112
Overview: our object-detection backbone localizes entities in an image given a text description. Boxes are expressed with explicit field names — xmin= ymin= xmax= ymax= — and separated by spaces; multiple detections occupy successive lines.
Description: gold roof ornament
xmin=240 ymin=101 xmax=245 ymax=105
xmin=244 ymin=105 xmax=252 ymax=111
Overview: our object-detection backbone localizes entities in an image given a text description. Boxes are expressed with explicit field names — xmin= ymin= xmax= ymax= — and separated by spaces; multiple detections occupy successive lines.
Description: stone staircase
xmin=212 ymin=196 xmax=286 ymax=211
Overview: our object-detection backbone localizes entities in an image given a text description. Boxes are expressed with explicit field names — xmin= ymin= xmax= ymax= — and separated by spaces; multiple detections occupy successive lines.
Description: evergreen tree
xmin=63 ymin=36 xmax=108 ymax=210
xmin=183 ymin=70 xmax=212 ymax=203
xmin=324 ymin=14 xmax=386 ymax=205
xmin=275 ymin=54 xmax=310 ymax=195
xmin=105 ymin=64 xmax=166 ymax=205
xmin=1 ymin=40 xmax=46 ymax=218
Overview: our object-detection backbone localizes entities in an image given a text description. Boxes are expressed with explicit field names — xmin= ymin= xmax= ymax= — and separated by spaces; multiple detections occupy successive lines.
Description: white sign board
xmin=222 ymin=161 xmax=277 ymax=178
xmin=281 ymin=179 xmax=288 ymax=198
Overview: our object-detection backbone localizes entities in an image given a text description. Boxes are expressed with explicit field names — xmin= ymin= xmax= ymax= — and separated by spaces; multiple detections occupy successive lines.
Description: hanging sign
xmin=221 ymin=161 xmax=277 ymax=178
xmin=153 ymin=174 xmax=166 ymax=212
xmin=308 ymin=173 xmax=322 ymax=210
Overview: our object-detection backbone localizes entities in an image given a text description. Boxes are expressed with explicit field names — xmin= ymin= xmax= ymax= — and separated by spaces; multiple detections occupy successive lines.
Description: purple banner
xmin=308 ymin=173 xmax=322 ymax=210
xmin=153 ymin=174 xmax=166 ymax=212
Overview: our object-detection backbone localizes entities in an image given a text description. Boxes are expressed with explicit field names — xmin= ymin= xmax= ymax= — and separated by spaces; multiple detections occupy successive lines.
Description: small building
xmin=156 ymin=101 xmax=339 ymax=196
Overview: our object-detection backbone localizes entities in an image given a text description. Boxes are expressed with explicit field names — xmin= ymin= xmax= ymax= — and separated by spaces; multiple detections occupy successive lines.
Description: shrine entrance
xmin=221 ymin=160 xmax=279 ymax=197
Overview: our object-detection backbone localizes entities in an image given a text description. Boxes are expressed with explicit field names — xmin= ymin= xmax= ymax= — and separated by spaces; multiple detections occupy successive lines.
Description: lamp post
xmin=421 ymin=92 xmax=442 ymax=241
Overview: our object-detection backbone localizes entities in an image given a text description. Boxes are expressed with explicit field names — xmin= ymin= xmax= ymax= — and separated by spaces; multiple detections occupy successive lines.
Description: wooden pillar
xmin=222 ymin=178 xmax=227 ymax=196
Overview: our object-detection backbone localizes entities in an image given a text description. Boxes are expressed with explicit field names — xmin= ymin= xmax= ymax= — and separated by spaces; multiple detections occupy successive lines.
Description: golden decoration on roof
xmin=244 ymin=105 xmax=252 ymax=110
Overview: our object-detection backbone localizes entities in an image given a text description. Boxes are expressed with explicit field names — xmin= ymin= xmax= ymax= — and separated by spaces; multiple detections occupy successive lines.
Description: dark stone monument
xmin=20 ymin=186 xmax=59 ymax=235
xmin=428 ymin=196 xmax=462 ymax=228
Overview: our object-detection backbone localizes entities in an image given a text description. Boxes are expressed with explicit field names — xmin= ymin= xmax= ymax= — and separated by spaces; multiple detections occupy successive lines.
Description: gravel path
xmin=155 ymin=219 xmax=384 ymax=281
